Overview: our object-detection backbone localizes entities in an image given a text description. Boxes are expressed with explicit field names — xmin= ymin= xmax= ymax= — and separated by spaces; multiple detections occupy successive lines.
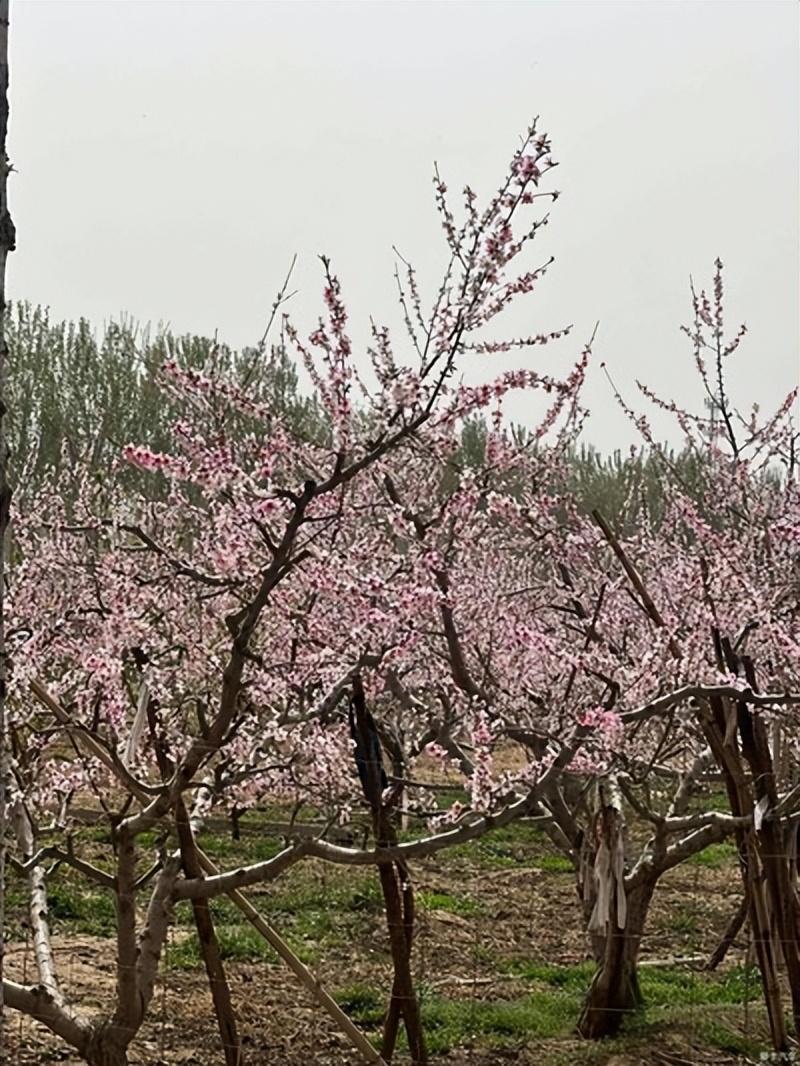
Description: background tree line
xmin=7 ymin=301 xmax=714 ymax=529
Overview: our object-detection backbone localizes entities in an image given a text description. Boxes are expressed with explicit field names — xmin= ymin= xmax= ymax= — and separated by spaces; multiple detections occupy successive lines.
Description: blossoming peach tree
xmin=381 ymin=259 xmax=800 ymax=1044
xmin=4 ymin=124 xmax=598 ymax=1066
xmin=5 ymin=118 xmax=799 ymax=1066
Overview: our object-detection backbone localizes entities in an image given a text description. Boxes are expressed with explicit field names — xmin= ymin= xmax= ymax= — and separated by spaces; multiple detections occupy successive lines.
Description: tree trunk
xmin=735 ymin=654 xmax=800 ymax=1038
xmin=176 ymin=798 xmax=241 ymax=1066
xmin=351 ymin=676 xmax=427 ymax=1065
xmin=576 ymin=783 xmax=653 ymax=1040
xmin=85 ymin=1031 xmax=130 ymax=1066
xmin=87 ymin=1049 xmax=129 ymax=1066
xmin=578 ymin=878 xmax=654 ymax=1039
xmin=377 ymin=859 xmax=426 ymax=1065
xmin=700 ymin=669 xmax=789 ymax=1053
xmin=0 ymin=0 xmax=12 ymax=1049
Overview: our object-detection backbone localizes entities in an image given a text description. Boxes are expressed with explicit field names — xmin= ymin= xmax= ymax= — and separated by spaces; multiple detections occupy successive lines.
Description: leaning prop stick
xmin=29 ymin=678 xmax=388 ymax=1066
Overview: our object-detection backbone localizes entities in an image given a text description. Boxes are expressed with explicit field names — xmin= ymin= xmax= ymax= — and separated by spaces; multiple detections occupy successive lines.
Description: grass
xmin=448 ymin=821 xmax=544 ymax=868
xmin=503 ymin=959 xmax=595 ymax=992
xmin=5 ymin=802 xmax=771 ymax=1063
xmin=688 ymin=842 xmax=738 ymax=868
xmin=639 ymin=964 xmax=757 ymax=1007
xmin=434 ymin=786 xmax=469 ymax=811
xmin=694 ymin=790 xmax=732 ymax=813
xmin=693 ymin=1017 xmax=764 ymax=1057
xmin=168 ymin=863 xmax=385 ymax=969
xmin=659 ymin=903 xmax=700 ymax=937
xmin=334 ymin=984 xmax=385 ymax=1027
xmin=166 ymin=921 xmax=316 ymax=968
xmin=418 ymin=890 xmax=484 ymax=917
xmin=420 ymin=993 xmax=575 ymax=1053
xmin=46 ymin=878 xmax=118 ymax=937
xmin=505 ymin=958 xmax=758 ymax=1008
xmin=336 ymin=983 xmax=577 ymax=1053
xmin=3 ymin=868 xmax=118 ymax=940
xmin=195 ymin=828 xmax=286 ymax=864
xmin=537 ymin=854 xmax=574 ymax=874
xmin=337 ymin=964 xmax=763 ymax=1057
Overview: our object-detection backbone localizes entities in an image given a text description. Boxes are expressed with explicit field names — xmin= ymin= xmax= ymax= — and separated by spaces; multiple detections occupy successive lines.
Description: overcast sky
xmin=8 ymin=0 xmax=799 ymax=450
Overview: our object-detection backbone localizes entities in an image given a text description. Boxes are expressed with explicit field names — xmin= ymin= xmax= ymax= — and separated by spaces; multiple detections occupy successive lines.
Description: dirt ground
xmin=3 ymin=837 xmax=774 ymax=1066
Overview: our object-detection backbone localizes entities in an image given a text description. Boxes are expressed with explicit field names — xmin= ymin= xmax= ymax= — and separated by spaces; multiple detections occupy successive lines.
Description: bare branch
xmin=12 ymin=799 xmax=62 ymax=1004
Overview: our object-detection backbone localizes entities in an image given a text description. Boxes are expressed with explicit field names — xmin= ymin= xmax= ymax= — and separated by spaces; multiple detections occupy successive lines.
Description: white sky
xmin=8 ymin=0 xmax=800 ymax=450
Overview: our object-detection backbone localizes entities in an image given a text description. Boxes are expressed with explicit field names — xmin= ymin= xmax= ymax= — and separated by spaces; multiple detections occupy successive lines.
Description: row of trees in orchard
xmin=3 ymin=123 xmax=799 ymax=1066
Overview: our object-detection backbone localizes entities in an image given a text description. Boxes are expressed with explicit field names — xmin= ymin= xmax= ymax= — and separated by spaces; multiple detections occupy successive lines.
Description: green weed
xmin=687 ymin=842 xmax=738 ymax=868
xmin=418 ymin=891 xmax=484 ymax=917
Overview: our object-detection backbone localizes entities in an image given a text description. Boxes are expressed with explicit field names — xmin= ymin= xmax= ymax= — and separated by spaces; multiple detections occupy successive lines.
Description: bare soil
xmin=3 ymin=844 xmax=771 ymax=1066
